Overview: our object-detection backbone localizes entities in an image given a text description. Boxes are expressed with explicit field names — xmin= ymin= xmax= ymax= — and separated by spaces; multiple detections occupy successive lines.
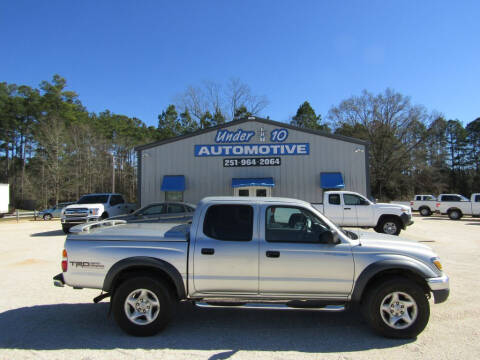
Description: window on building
xmin=165 ymin=191 xmax=183 ymax=201
xmin=238 ymin=189 xmax=249 ymax=197
xmin=256 ymin=189 xmax=267 ymax=197
xmin=265 ymin=206 xmax=330 ymax=243
xmin=203 ymin=205 xmax=253 ymax=241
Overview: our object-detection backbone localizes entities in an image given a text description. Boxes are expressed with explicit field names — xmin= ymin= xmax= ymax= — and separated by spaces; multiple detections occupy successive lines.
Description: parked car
xmin=436 ymin=193 xmax=480 ymax=219
xmin=108 ymin=202 xmax=196 ymax=223
xmin=39 ymin=202 xmax=75 ymax=220
xmin=53 ymin=196 xmax=449 ymax=339
xmin=61 ymin=193 xmax=137 ymax=233
xmin=313 ymin=191 xmax=413 ymax=235
xmin=0 ymin=184 xmax=9 ymax=218
xmin=410 ymin=195 xmax=437 ymax=216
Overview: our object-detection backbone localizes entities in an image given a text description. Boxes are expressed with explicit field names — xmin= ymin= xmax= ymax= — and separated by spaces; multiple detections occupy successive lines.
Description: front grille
xmin=65 ymin=208 xmax=89 ymax=218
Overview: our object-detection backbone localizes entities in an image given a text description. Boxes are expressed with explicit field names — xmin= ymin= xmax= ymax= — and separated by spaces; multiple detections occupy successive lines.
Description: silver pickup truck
xmin=53 ymin=196 xmax=449 ymax=339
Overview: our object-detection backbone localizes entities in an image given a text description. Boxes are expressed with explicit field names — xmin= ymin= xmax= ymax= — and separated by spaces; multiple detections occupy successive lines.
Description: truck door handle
xmin=201 ymin=248 xmax=215 ymax=255
xmin=266 ymin=251 xmax=280 ymax=258
xmin=344 ymin=207 xmax=351 ymax=210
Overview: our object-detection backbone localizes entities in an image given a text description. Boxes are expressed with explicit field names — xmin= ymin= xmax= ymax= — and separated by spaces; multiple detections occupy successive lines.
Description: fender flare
xmin=351 ymin=259 xmax=437 ymax=302
xmin=103 ymin=256 xmax=186 ymax=299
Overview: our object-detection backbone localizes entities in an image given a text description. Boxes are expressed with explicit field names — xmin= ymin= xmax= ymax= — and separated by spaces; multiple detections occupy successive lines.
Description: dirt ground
xmin=0 ymin=215 xmax=479 ymax=360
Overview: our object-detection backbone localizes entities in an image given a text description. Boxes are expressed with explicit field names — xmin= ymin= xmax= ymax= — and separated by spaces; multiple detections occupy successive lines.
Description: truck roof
xmin=199 ymin=196 xmax=312 ymax=207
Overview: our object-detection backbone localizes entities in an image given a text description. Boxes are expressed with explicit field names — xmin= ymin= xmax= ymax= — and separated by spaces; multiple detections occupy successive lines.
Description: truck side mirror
xmin=319 ymin=229 xmax=341 ymax=244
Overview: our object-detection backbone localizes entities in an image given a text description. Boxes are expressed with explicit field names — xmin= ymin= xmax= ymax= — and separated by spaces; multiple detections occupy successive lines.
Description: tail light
xmin=61 ymin=249 xmax=68 ymax=272
xmin=436 ymin=202 xmax=440 ymax=208
xmin=410 ymin=201 xmax=414 ymax=206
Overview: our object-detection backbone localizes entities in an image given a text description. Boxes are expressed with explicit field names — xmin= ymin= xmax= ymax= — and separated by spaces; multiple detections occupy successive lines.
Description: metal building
xmin=135 ymin=117 xmax=369 ymax=207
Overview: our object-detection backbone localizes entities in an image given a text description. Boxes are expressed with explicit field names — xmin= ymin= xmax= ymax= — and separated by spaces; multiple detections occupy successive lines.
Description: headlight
xmin=432 ymin=258 xmax=443 ymax=271
xmin=89 ymin=208 xmax=100 ymax=216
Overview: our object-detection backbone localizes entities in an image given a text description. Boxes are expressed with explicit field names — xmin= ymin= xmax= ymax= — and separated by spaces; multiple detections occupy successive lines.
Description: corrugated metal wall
xmin=139 ymin=121 xmax=367 ymax=206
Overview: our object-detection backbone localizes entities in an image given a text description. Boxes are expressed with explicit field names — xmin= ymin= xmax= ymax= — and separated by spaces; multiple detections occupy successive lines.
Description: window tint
xmin=77 ymin=195 xmax=109 ymax=204
xmin=425 ymin=195 xmax=435 ymax=201
xmin=442 ymin=195 xmax=460 ymax=202
xmin=203 ymin=205 xmax=253 ymax=241
xmin=329 ymin=194 xmax=341 ymax=205
xmin=238 ymin=189 xmax=249 ymax=196
xmin=344 ymin=194 xmax=369 ymax=205
xmin=168 ymin=204 xmax=185 ymax=213
xmin=165 ymin=191 xmax=183 ymax=201
xmin=110 ymin=195 xmax=124 ymax=206
xmin=415 ymin=196 xmax=421 ymax=201
xmin=266 ymin=206 xmax=330 ymax=243
xmin=141 ymin=204 xmax=164 ymax=215
xmin=475 ymin=195 xmax=480 ymax=202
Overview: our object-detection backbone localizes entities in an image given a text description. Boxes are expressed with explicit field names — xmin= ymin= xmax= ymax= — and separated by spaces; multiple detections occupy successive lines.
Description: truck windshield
xmin=77 ymin=195 xmax=109 ymax=204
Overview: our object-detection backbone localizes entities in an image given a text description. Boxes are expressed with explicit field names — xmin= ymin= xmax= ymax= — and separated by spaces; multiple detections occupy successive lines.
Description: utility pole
xmin=112 ymin=153 xmax=115 ymax=193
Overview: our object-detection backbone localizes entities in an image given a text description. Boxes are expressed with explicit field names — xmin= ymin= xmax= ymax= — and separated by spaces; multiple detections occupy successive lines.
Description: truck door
xmin=341 ymin=194 xmax=359 ymax=226
xmin=344 ymin=193 xmax=374 ymax=226
xmin=259 ymin=205 xmax=354 ymax=296
xmin=324 ymin=193 xmax=344 ymax=225
xmin=473 ymin=194 xmax=480 ymax=216
xmin=192 ymin=204 xmax=259 ymax=294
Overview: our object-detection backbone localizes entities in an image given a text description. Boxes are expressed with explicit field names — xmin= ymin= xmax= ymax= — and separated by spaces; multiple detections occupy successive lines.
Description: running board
xmin=195 ymin=302 xmax=345 ymax=311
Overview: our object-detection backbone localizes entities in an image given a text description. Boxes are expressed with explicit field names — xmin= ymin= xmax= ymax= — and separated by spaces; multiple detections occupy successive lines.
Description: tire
xmin=62 ymin=224 xmax=71 ymax=234
xmin=43 ymin=213 xmax=53 ymax=221
xmin=448 ymin=209 xmax=462 ymax=220
xmin=101 ymin=212 xmax=109 ymax=220
xmin=112 ymin=276 xmax=175 ymax=336
xmin=377 ymin=217 xmax=402 ymax=236
xmin=362 ymin=277 xmax=430 ymax=338
xmin=419 ymin=207 xmax=431 ymax=217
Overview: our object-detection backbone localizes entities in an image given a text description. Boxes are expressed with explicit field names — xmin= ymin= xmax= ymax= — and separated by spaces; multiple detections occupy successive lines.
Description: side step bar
xmin=195 ymin=302 xmax=345 ymax=312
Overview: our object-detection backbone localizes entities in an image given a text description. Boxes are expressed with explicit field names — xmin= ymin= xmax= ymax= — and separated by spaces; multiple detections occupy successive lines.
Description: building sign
xmin=223 ymin=157 xmax=281 ymax=167
xmin=194 ymin=127 xmax=309 ymax=158
xmin=194 ymin=143 xmax=309 ymax=157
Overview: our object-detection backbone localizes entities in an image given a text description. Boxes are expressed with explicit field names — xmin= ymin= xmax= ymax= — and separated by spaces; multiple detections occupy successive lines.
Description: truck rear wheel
xmin=362 ymin=277 xmax=430 ymax=338
xmin=419 ymin=207 xmax=431 ymax=217
xmin=376 ymin=217 xmax=402 ymax=236
xmin=448 ymin=209 xmax=462 ymax=220
xmin=112 ymin=276 xmax=175 ymax=336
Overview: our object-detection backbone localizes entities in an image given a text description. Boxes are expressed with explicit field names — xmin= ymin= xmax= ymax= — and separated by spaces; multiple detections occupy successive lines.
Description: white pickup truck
xmin=313 ymin=191 xmax=413 ymax=235
xmin=435 ymin=193 xmax=480 ymax=220
xmin=0 ymin=183 xmax=9 ymax=217
xmin=61 ymin=193 xmax=136 ymax=233
xmin=410 ymin=195 xmax=437 ymax=216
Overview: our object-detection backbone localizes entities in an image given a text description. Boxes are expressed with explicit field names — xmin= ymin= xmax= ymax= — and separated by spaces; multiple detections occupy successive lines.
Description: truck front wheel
xmin=112 ymin=276 xmax=175 ymax=336
xmin=362 ymin=277 xmax=430 ymax=338
xmin=376 ymin=217 xmax=402 ymax=236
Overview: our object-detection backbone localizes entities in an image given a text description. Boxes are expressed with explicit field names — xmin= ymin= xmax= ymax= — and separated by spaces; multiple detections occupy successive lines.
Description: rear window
xmin=441 ymin=195 xmax=461 ymax=202
xmin=203 ymin=205 xmax=253 ymax=241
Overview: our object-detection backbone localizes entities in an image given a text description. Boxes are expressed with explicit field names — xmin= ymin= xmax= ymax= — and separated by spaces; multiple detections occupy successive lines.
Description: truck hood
xmin=65 ymin=204 xmax=105 ymax=209
xmin=350 ymin=230 xmax=437 ymax=260
xmin=375 ymin=202 xmax=410 ymax=212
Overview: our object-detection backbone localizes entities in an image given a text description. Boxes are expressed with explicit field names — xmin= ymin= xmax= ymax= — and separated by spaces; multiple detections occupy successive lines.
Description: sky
xmin=1 ymin=0 xmax=478 ymax=127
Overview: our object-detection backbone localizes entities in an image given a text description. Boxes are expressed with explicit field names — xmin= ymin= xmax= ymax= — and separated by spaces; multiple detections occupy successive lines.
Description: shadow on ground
xmin=0 ymin=302 xmax=412 ymax=353
xmin=420 ymin=217 xmax=473 ymax=222
xmin=30 ymin=229 xmax=65 ymax=237
xmin=465 ymin=222 xmax=480 ymax=226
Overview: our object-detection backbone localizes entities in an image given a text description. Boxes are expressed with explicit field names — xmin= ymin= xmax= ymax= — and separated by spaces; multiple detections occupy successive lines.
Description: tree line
xmin=1 ymin=75 xmax=478 ymax=209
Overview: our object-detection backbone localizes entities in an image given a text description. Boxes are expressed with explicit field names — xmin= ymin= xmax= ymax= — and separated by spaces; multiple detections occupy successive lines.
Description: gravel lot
xmin=0 ymin=215 xmax=479 ymax=360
